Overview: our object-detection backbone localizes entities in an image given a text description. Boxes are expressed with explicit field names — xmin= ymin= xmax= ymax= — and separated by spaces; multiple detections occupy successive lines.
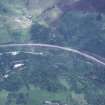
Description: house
xmin=43 ymin=100 xmax=67 ymax=105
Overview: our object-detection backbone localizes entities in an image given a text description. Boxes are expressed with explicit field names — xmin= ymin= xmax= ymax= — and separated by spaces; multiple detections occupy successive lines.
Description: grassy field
xmin=24 ymin=85 xmax=69 ymax=105
xmin=0 ymin=90 xmax=8 ymax=105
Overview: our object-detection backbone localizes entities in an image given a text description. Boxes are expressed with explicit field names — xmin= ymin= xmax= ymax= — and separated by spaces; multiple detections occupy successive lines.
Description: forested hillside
xmin=0 ymin=0 xmax=105 ymax=105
